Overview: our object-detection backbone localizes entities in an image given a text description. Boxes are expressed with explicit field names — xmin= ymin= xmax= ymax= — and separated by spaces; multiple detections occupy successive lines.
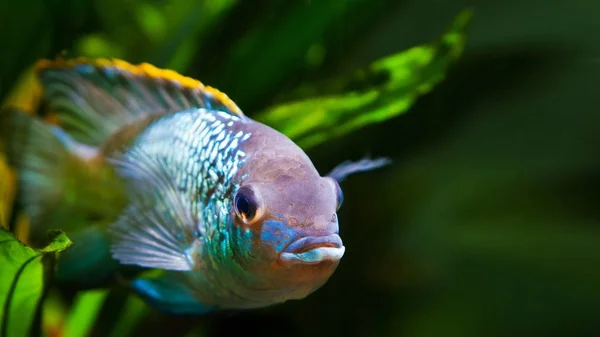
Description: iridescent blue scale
xmin=132 ymin=109 xmax=251 ymax=236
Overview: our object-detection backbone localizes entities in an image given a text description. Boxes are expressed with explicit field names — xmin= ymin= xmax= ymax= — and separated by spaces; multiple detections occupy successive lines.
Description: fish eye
xmin=234 ymin=186 xmax=263 ymax=225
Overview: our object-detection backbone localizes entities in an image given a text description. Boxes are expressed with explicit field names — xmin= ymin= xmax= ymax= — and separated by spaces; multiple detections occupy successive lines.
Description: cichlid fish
xmin=0 ymin=58 xmax=389 ymax=314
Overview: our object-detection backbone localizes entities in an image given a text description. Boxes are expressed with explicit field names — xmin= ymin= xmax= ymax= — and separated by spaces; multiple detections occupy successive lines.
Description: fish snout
xmin=287 ymin=212 xmax=339 ymax=236
xmin=280 ymin=212 xmax=344 ymax=265
xmin=280 ymin=233 xmax=345 ymax=265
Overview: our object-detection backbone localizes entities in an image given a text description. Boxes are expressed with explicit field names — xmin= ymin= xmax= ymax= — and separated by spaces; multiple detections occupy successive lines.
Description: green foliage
xmin=211 ymin=0 xmax=391 ymax=107
xmin=256 ymin=10 xmax=471 ymax=149
xmin=0 ymin=230 xmax=71 ymax=337
xmin=62 ymin=290 xmax=108 ymax=337
xmin=0 ymin=0 xmax=597 ymax=335
xmin=76 ymin=0 xmax=238 ymax=72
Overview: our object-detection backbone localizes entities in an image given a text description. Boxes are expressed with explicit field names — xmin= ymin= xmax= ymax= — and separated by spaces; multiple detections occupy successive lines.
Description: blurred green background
xmin=1 ymin=0 xmax=600 ymax=336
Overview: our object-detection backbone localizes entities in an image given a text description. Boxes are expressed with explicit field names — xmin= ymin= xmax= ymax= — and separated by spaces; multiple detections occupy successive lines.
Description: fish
xmin=0 ymin=58 xmax=390 ymax=314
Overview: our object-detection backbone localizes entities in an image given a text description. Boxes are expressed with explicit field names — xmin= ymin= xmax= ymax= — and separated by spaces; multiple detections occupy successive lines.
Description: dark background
xmin=1 ymin=0 xmax=599 ymax=336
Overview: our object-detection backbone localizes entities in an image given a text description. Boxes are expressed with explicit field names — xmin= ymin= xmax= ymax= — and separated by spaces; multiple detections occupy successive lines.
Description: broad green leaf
xmin=256 ymin=9 xmax=472 ymax=149
xmin=0 ymin=229 xmax=72 ymax=337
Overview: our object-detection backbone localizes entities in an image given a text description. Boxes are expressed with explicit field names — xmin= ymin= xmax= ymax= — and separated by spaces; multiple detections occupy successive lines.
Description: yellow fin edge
xmin=1 ymin=66 xmax=43 ymax=115
xmin=35 ymin=57 xmax=244 ymax=117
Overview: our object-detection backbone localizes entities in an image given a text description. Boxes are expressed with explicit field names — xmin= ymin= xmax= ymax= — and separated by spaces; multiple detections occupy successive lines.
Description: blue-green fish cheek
xmin=260 ymin=219 xmax=297 ymax=253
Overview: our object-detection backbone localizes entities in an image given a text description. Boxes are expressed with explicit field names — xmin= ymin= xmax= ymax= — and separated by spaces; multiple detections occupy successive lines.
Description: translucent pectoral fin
xmin=108 ymin=147 xmax=203 ymax=271
xmin=131 ymin=272 xmax=214 ymax=315
xmin=1 ymin=110 xmax=123 ymax=233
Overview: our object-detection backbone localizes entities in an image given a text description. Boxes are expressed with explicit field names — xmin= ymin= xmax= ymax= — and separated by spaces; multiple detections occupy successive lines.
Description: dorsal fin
xmin=34 ymin=57 xmax=245 ymax=145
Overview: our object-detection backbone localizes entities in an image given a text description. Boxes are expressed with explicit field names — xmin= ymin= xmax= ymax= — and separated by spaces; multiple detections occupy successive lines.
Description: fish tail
xmin=0 ymin=66 xmax=44 ymax=238
xmin=2 ymin=110 xmax=72 ymax=231
xmin=2 ymin=110 xmax=123 ymax=243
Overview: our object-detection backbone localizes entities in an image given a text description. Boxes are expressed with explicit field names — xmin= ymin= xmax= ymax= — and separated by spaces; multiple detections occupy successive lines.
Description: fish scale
xmin=132 ymin=110 xmax=251 ymax=231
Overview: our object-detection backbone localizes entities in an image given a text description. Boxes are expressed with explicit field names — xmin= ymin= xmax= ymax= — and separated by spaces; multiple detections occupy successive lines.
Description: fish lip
xmin=284 ymin=234 xmax=343 ymax=253
xmin=280 ymin=234 xmax=345 ymax=265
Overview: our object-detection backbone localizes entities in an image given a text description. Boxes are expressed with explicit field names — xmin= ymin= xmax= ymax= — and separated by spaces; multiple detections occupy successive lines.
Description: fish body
xmin=1 ymin=58 xmax=387 ymax=314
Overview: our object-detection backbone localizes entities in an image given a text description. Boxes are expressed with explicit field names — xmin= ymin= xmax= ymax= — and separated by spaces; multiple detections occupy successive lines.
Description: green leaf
xmin=63 ymin=290 xmax=108 ymax=337
xmin=0 ymin=229 xmax=72 ymax=337
xmin=255 ymin=9 xmax=472 ymax=149
xmin=212 ymin=0 xmax=391 ymax=108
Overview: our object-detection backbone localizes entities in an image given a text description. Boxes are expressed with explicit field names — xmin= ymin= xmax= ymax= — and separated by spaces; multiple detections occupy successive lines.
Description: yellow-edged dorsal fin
xmin=34 ymin=57 xmax=245 ymax=145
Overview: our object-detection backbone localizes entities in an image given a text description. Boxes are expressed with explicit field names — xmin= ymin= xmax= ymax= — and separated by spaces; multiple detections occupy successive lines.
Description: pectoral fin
xmin=1 ymin=110 xmax=124 ymax=236
xmin=108 ymin=147 xmax=203 ymax=271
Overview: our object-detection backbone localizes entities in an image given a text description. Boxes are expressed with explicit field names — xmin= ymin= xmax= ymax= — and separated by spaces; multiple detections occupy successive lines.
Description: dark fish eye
xmin=236 ymin=195 xmax=252 ymax=216
xmin=234 ymin=186 xmax=262 ymax=225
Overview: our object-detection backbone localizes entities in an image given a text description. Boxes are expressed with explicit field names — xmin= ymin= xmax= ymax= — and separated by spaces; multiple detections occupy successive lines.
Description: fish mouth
xmin=280 ymin=234 xmax=345 ymax=265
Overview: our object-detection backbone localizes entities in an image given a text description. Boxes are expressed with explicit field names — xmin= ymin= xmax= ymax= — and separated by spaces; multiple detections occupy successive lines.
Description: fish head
xmin=228 ymin=156 xmax=345 ymax=300
xmin=220 ymin=122 xmax=386 ymax=306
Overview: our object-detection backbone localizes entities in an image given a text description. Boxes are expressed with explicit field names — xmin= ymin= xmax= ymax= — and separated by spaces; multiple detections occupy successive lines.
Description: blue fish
xmin=1 ymin=58 xmax=389 ymax=314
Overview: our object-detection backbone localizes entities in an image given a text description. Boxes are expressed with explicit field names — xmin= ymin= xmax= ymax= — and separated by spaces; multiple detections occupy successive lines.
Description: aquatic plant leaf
xmin=63 ymin=290 xmax=108 ymax=337
xmin=0 ymin=229 xmax=72 ymax=337
xmin=256 ymin=10 xmax=472 ymax=149
xmin=210 ymin=0 xmax=392 ymax=109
